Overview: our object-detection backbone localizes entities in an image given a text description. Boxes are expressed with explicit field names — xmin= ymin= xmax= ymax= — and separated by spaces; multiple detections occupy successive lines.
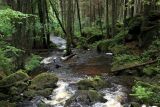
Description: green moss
xmin=29 ymin=73 xmax=58 ymax=90
xmin=36 ymin=88 xmax=53 ymax=97
xmin=109 ymin=45 xmax=130 ymax=54
xmin=23 ymin=88 xmax=53 ymax=99
xmin=87 ymin=90 xmax=105 ymax=102
xmin=0 ymin=71 xmax=29 ymax=87
xmin=23 ymin=89 xmax=37 ymax=98
xmin=77 ymin=76 xmax=109 ymax=90
xmin=65 ymin=90 xmax=106 ymax=106
xmin=9 ymin=82 xmax=28 ymax=95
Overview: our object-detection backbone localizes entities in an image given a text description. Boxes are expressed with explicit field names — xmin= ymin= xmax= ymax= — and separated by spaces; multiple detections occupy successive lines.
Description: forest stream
xmin=35 ymin=36 xmax=129 ymax=107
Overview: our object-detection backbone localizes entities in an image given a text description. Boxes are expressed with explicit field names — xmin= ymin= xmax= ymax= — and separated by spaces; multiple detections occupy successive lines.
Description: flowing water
xmin=39 ymin=36 xmax=130 ymax=107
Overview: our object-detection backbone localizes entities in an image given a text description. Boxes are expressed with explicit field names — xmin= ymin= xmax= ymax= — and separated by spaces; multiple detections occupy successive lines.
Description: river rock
xmin=23 ymin=73 xmax=58 ymax=99
xmin=130 ymin=102 xmax=141 ymax=107
xmin=29 ymin=72 xmax=58 ymax=90
xmin=9 ymin=82 xmax=28 ymax=95
xmin=23 ymin=88 xmax=53 ymax=99
xmin=77 ymin=76 xmax=110 ymax=90
xmin=0 ymin=71 xmax=29 ymax=88
xmin=65 ymin=90 xmax=107 ymax=107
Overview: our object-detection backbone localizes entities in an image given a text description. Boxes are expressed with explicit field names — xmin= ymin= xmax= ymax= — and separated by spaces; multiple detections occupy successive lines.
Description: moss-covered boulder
xmin=0 ymin=71 xmax=29 ymax=88
xmin=9 ymin=81 xmax=28 ymax=95
xmin=23 ymin=88 xmax=53 ymax=99
xmin=77 ymin=76 xmax=110 ymax=90
xmin=65 ymin=90 xmax=107 ymax=107
xmin=29 ymin=72 xmax=58 ymax=90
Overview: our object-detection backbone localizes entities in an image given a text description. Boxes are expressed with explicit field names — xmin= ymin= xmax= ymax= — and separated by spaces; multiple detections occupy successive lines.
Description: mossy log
xmin=111 ymin=60 xmax=157 ymax=75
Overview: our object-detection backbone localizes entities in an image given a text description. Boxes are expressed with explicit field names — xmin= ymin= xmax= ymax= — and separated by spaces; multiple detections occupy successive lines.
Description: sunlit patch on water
xmin=43 ymin=81 xmax=76 ymax=107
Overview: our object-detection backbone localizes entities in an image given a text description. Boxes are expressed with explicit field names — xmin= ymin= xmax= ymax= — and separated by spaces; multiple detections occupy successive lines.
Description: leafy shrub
xmin=25 ymin=54 xmax=42 ymax=71
xmin=143 ymin=65 xmax=160 ymax=76
xmin=108 ymin=45 xmax=130 ymax=54
xmin=0 ymin=49 xmax=11 ymax=72
xmin=131 ymin=81 xmax=160 ymax=104
xmin=0 ymin=8 xmax=30 ymax=36
xmin=82 ymin=27 xmax=102 ymax=37
xmin=113 ymin=54 xmax=141 ymax=65
xmin=96 ymin=30 xmax=128 ymax=52
xmin=131 ymin=85 xmax=154 ymax=103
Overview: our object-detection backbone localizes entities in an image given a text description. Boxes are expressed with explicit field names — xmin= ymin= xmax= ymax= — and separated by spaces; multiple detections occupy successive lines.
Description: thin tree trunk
xmin=112 ymin=0 xmax=116 ymax=37
xmin=105 ymin=0 xmax=110 ymax=38
xmin=76 ymin=0 xmax=82 ymax=36
xmin=49 ymin=0 xmax=67 ymax=35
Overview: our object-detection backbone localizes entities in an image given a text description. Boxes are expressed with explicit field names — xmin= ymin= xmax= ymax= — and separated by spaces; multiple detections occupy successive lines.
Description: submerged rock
xmin=29 ymin=72 xmax=58 ymax=90
xmin=65 ymin=90 xmax=107 ymax=107
xmin=77 ymin=76 xmax=110 ymax=90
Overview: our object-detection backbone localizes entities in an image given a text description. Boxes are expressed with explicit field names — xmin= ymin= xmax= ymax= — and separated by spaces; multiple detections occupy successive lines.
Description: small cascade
xmin=50 ymin=35 xmax=66 ymax=50
xmin=92 ymin=85 xmax=127 ymax=107
xmin=43 ymin=81 xmax=75 ymax=107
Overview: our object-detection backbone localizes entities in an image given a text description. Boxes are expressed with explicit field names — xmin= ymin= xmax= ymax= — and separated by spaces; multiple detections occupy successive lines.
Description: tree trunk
xmin=105 ymin=0 xmax=110 ymax=38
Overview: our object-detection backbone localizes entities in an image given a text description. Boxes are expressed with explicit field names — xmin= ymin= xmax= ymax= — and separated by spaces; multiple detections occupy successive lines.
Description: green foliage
xmin=142 ymin=39 xmax=160 ymax=61
xmin=25 ymin=54 xmax=42 ymax=71
xmin=109 ymin=45 xmax=130 ymax=54
xmin=113 ymin=54 xmax=141 ymax=66
xmin=0 ymin=49 xmax=11 ymax=72
xmin=82 ymin=26 xmax=102 ymax=37
xmin=131 ymin=81 xmax=160 ymax=104
xmin=4 ymin=46 xmax=24 ymax=58
xmin=0 ymin=8 xmax=30 ymax=36
xmin=131 ymin=85 xmax=154 ymax=103
xmin=96 ymin=30 xmax=128 ymax=52
xmin=0 ymin=70 xmax=29 ymax=87
xmin=143 ymin=65 xmax=160 ymax=76
xmin=0 ymin=42 xmax=24 ymax=73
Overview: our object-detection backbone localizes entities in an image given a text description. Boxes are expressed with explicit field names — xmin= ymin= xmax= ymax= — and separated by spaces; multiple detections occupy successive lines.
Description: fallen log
xmin=61 ymin=54 xmax=76 ymax=61
xmin=111 ymin=60 xmax=157 ymax=75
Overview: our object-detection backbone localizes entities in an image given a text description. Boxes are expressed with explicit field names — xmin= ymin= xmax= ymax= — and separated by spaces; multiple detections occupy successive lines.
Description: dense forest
xmin=0 ymin=0 xmax=160 ymax=107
